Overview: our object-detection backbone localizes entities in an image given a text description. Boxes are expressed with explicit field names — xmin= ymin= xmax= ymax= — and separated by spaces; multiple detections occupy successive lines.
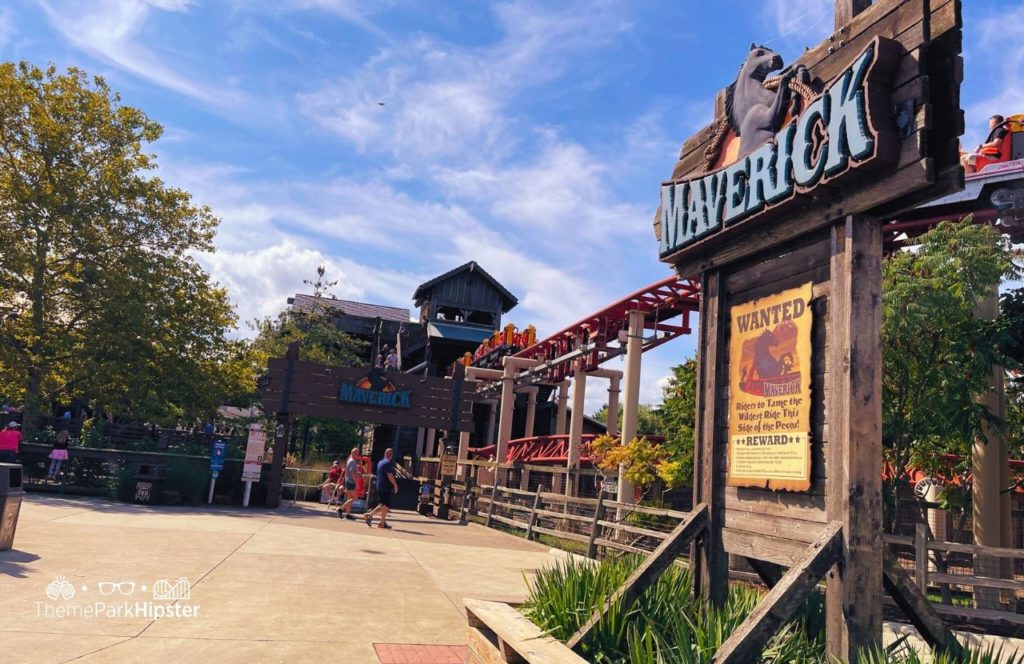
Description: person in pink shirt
xmin=0 ymin=421 xmax=22 ymax=463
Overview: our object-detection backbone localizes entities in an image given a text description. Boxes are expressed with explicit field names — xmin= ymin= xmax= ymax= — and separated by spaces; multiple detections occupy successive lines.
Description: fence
xmin=885 ymin=524 xmax=1024 ymax=630
xmin=411 ymin=457 xmax=1023 ymax=633
xmin=18 ymin=442 xmax=270 ymax=505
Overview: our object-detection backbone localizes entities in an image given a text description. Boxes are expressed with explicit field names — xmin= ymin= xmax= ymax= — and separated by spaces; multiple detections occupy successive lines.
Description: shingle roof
xmin=289 ymin=294 xmax=410 ymax=323
xmin=412 ymin=261 xmax=518 ymax=312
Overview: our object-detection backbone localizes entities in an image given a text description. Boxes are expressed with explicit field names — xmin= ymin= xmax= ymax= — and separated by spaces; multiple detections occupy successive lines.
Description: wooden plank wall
xmin=717 ymin=230 xmax=833 ymax=567
xmin=262 ymin=359 xmax=477 ymax=431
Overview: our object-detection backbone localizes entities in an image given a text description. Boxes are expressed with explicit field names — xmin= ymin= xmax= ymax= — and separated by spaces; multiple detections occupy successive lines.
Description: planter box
xmin=465 ymin=599 xmax=587 ymax=664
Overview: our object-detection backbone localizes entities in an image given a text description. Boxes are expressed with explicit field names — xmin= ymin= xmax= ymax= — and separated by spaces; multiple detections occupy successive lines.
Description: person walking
xmin=0 ymin=421 xmax=21 ymax=463
xmin=365 ymin=448 xmax=399 ymax=529
xmin=47 ymin=428 xmax=70 ymax=479
xmin=338 ymin=447 xmax=361 ymax=520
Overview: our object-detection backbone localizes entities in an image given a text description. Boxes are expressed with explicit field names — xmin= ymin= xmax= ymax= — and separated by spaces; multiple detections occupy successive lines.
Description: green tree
xmin=881 ymin=218 xmax=1019 ymax=531
xmin=248 ymin=265 xmax=367 ymax=370
xmin=249 ymin=266 xmax=369 ymax=460
xmin=655 ymin=358 xmax=698 ymax=488
xmin=0 ymin=62 xmax=243 ymax=432
xmin=591 ymin=403 xmax=661 ymax=437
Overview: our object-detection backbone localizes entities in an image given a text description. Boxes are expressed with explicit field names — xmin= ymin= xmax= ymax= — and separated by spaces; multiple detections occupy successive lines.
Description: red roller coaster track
xmin=507 ymin=275 xmax=701 ymax=383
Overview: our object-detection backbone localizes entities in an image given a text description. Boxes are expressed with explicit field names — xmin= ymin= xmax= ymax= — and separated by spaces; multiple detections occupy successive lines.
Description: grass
xmin=522 ymin=555 xmax=1024 ymax=664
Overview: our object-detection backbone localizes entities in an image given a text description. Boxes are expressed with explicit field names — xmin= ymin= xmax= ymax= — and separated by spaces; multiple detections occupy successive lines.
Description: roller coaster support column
xmin=519 ymin=386 xmax=540 ymax=490
xmin=459 ymin=367 xmax=502 ymax=479
xmin=567 ymin=362 xmax=587 ymax=497
xmin=973 ymin=285 xmax=1012 ymax=608
xmin=498 ymin=357 xmax=542 ymax=485
xmin=587 ymin=369 xmax=622 ymax=437
xmin=618 ymin=309 xmax=644 ymax=505
xmin=556 ymin=381 xmax=569 ymax=434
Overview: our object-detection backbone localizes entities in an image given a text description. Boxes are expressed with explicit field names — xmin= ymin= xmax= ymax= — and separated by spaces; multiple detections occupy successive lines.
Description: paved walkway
xmin=0 ymin=495 xmax=564 ymax=663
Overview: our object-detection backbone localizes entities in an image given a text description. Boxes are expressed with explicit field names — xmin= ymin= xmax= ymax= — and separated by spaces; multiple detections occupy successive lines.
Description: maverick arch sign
xmin=650 ymin=1 xmax=965 ymax=662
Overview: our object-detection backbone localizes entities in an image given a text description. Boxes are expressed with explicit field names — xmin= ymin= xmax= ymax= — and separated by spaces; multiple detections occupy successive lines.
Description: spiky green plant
xmin=524 ymin=555 xmax=1022 ymax=663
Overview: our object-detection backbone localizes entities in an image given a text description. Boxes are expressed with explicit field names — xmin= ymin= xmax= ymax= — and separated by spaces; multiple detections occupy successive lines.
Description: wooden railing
xmin=884 ymin=525 xmax=1024 ymax=629
xmin=413 ymin=458 xmax=1024 ymax=631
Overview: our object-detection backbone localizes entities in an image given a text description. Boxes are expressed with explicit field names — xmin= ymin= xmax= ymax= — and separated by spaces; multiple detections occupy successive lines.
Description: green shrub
xmin=164 ymin=460 xmax=208 ymax=505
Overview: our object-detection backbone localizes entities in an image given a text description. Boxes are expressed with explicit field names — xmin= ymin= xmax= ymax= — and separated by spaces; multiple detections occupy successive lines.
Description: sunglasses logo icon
xmin=98 ymin=582 xmax=135 ymax=596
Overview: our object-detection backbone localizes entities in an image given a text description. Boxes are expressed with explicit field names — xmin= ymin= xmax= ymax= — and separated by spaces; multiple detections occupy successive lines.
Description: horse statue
xmin=726 ymin=44 xmax=810 ymax=160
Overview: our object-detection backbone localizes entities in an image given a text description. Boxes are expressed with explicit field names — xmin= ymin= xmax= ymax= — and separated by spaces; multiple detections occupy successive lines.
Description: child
xmin=48 ymin=429 xmax=69 ymax=480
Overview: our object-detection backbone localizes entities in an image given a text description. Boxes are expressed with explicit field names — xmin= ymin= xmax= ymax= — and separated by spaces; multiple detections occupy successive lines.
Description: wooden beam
xmin=835 ymin=0 xmax=873 ymax=30
xmin=746 ymin=557 xmax=787 ymax=589
xmin=566 ymin=503 xmax=709 ymax=651
xmin=692 ymin=271 xmax=728 ymax=606
xmin=826 ymin=216 xmax=884 ymax=660
xmin=716 ymin=522 xmax=844 ymax=664
xmin=882 ymin=547 xmax=967 ymax=659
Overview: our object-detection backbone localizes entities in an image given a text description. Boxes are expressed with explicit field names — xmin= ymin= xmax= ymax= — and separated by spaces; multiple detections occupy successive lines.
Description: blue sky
xmin=1 ymin=0 xmax=1019 ymax=412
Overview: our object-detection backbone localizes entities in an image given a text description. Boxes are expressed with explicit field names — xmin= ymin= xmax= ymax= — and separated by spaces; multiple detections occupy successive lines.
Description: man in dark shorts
xmin=365 ymin=448 xmax=399 ymax=529
xmin=338 ymin=447 xmax=360 ymax=520
xmin=962 ymin=114 xmax=1009 ymax=174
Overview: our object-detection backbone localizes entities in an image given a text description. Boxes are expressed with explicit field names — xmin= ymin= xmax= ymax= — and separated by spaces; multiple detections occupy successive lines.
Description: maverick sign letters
xmin=339 ymin=368 xmax=412 ymax=408
xmin=659 ymin=38 xmax=899 ymax=259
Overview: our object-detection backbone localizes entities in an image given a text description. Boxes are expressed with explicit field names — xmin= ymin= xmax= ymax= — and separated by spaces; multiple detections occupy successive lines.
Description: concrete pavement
xmin=0 ymin=495 xmax=564 ymax=663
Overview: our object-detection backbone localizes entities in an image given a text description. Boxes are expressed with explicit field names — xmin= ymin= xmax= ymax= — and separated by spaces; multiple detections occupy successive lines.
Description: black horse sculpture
xmin=726 ymin=44 xmax=809 ymax=159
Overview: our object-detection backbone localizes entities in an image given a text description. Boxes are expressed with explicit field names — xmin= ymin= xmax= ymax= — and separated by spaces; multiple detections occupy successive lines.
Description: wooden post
xmin=265 ymin=342 xmax=299 ymax=508
xmin=460 ymin=476 xmax=474 ymax=526
xmin=485 ymin=480 xmax=499 ymax=528
xmin=882 ymin=548 xmax=966 ymax=659
xmin=826 ymin=215 xmax=884 ymax=660
xmin=693 ymin=270 xmax=728 ymax=607
xmin=586 ymin=491 xmax=606 ymax=559
xmin=525 ymin=490 xmax=541 ymax=541
xmin=915 ymin=523 xmax=928 ymax=594
xmin=566 ymin=504 xmax=708 ymax=651
xmin=834 ymin=0 xmax=871 ymax=30
xmin=716 ymin=522 xmax=844 ymax=664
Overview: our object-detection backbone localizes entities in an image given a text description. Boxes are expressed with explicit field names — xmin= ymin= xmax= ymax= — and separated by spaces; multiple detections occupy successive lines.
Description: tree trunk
xmin=22 ymin=225 xmax=50 ymax=439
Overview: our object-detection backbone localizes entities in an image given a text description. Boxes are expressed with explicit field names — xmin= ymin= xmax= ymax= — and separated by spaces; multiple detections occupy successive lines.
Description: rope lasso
xmin=701 ymin=77 xmax=817 ymax=173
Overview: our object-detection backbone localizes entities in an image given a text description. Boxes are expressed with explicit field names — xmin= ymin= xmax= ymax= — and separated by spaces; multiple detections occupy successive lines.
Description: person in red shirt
xmin=320 ymin=460 xmax=343 ymax=509
xmin=0 ymin=421 xmax=22 ymax=463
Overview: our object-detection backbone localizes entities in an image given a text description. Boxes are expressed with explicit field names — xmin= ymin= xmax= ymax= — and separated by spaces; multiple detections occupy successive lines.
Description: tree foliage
xmin=590 ymin=358 xmax=698 ymax=491
xmin=881 ymin=218 xmax=1020 ymax=529
xmin=248 ymin=266 xmax=369 ymax=460
xmin=654 ymin=359 xmax=698 ymax=488
xmin=0 ymin=62 xmax=246 ymax=431
xmin=591 ymin=403 xmax=662 ymax=437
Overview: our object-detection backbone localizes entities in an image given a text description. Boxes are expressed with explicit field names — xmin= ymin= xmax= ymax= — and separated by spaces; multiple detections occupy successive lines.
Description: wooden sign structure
xmin=653 ymin=1 xmax=965 ymax=661
xmin=259 ymin=343 xmax=477 ymax=508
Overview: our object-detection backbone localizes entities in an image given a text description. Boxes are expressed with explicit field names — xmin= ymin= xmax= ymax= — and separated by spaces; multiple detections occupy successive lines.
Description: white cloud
xmin=963 ymin=6 xmax=1024 ymax=147
xmin=761 ymin=0 xmax=833 ymax=53
xmin=36 ymin=0 xmax=244 ymax=107
xmin=297 ymin=1 xmax=631 ymax=163
xmin=433 ymin=139 xmax=646 ymax=239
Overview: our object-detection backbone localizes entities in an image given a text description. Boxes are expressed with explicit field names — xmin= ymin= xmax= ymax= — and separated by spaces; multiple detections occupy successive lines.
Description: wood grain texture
xmin=716 ymin=521 xmax=843 ymax=663
xmin=825 ymin=216 xmax=884 ymax=661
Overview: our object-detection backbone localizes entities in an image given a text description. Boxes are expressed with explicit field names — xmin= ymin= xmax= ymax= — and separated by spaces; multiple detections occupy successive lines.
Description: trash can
xmin=418 ymin=482 xmax=434 ymax=517
xmin=0 ymin=463 xmax=24 ymax=551
xmin=133 ymin=463 xmax=167 ymax=504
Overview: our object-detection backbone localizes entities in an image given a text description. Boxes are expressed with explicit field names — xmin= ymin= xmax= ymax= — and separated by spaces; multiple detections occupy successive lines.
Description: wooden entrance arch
xmin=260 ymin=343 xmax=477 ymax=507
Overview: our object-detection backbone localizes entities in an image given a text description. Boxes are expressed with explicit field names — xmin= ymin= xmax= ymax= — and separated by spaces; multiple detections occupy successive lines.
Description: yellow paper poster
xmin=727 ymin=282 xmax=813 ymax=492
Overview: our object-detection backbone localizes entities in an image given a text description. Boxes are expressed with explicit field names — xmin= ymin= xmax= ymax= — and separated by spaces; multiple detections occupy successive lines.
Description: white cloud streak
xmin=36 ymin=0 xmax=245 ymax=107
